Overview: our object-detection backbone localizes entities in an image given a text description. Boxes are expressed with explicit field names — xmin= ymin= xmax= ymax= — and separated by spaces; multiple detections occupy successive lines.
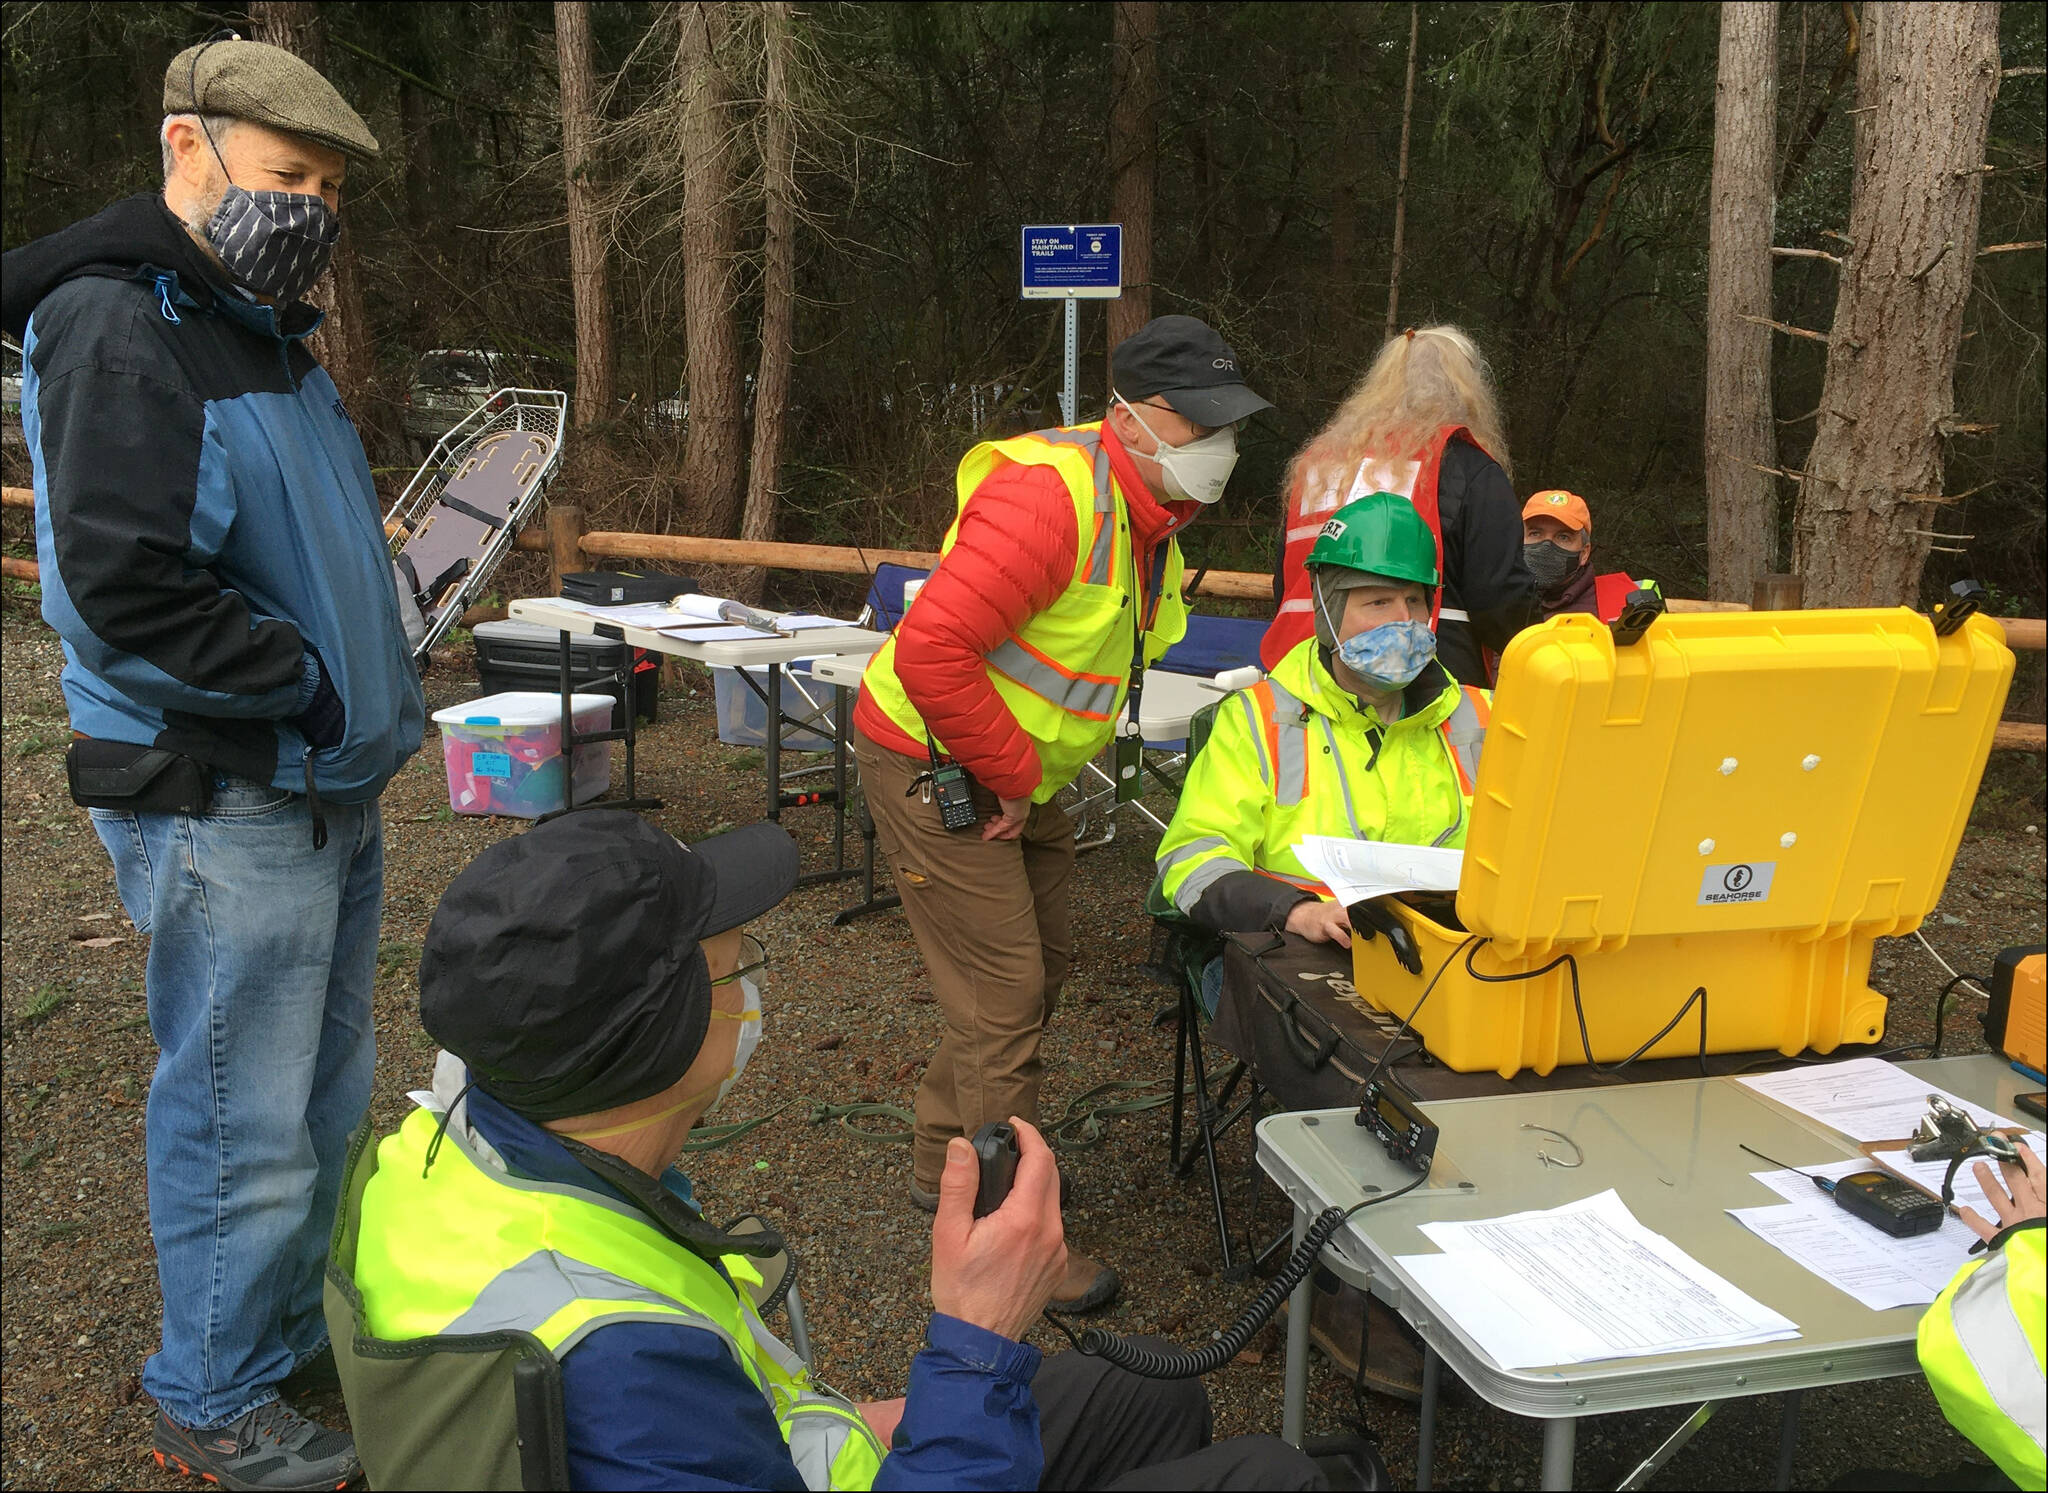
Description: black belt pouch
xmin=66 ymin=739 xmax=214 ymax=815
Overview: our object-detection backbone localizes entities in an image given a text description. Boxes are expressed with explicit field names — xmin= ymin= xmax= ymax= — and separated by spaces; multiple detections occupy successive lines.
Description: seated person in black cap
xmin=326 ymin=811 xmax=1327 ymax=1492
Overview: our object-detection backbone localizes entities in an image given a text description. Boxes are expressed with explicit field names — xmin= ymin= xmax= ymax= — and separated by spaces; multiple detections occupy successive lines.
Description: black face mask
xmin=1523 ymin=540 xmax=1584 ymax=597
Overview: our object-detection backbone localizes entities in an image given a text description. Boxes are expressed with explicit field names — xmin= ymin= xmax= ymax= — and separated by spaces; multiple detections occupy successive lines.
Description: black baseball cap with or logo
xmin=419 ymin=811 xmax=797 ymax=1122
xmin=1111 ymin=314 xmax=1274 ymax=428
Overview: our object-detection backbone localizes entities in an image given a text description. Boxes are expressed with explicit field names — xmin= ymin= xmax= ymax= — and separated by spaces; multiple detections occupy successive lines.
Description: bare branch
xmin=1738 ymin=313 xmax=1830 ymax=344
xmin=1772 ymin=246 xmax=1842 ymax=264
xmin=1979 ymin=240 xmax=2046 ymax=257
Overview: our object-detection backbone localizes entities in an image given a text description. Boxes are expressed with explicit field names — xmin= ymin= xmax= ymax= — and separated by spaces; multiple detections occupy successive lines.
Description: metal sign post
xmin=1021 ymin=224 xmax=1122 ymax=427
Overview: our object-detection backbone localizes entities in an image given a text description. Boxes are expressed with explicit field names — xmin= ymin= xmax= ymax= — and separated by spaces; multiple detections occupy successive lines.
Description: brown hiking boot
xmin=1047 ymin=1249 xmax=1120 ymax=1314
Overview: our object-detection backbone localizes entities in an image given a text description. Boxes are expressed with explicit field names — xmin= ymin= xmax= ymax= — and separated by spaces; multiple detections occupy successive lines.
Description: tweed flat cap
xmin=165 ymin=39 xmax=380 ymax=161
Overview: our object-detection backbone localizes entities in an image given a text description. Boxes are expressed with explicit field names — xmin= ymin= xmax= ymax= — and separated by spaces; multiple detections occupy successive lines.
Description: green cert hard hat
xmin=1304 ymin=491 xmax=1440 ymax=588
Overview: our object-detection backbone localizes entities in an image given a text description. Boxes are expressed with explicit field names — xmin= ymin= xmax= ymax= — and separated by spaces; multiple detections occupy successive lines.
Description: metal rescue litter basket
xmin=1352 ymin=608 xmax=2014 ymax=1078
xmin=384 ymin=388 xmax=569 ymax=663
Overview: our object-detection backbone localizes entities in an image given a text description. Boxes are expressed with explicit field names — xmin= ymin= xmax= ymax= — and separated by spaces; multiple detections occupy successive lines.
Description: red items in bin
xmin=432 ymin=692 xmax=614 ymax=818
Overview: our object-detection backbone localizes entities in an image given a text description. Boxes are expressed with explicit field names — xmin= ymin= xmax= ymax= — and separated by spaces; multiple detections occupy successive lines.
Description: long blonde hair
xmin=1290 ymin=327 xmax=1512 ymax=499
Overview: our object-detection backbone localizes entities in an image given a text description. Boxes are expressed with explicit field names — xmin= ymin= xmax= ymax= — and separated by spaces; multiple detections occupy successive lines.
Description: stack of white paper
xmin=1728 ymin=1159 xmax=1981 ymax=1312
xmin=1393 ymin=1190 xmax=1799 ymax=1369
xmin=1293 ymin=835 xmax=1463 ymax=905
xmin=1734 ymin=1058 xmax=2018 ymax=1143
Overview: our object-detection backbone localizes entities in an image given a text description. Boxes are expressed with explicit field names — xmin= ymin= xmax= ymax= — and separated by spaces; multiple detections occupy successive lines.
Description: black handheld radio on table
xmin=1739 ymin=1145 xmax=1946 ymax=1238
xmin=1828 ymin=1170 xmax=1947 ymax=1238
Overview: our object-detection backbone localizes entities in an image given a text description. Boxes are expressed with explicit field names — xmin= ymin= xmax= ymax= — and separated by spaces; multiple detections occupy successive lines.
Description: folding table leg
xmin=1775 ymin=1390 xmax=1802 ymax=1491
xmin=831 ymin=792 xmax=901 ymax=924
xmin=829 ymin=683 xmax=849 ymax=873
xmin=764 ymin=662 xmax=783 ymax=823
xmin=1415 ymin=1345 xmax=1441 ymax=1491
xmin=1281 ymin=1205 xmax=1313 ymax=1447
xmin=1539 ymin=1418 xmax=1577 ymax=1492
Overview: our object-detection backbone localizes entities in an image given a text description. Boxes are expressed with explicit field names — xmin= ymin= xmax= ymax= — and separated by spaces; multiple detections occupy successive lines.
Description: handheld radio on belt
xmin=923 ymin=738 xmax=981 ymax=831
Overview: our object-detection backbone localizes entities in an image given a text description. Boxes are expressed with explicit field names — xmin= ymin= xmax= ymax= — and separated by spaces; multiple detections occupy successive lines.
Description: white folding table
xmin=508 ymin=597 xmax=886 ymax=883
xmin=1255 ymin=1054 xmax=2031 ymax=1491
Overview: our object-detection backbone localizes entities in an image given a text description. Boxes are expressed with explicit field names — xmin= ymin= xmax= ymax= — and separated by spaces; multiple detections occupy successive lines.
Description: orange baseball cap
xmin=1523 ymin=489 xmax=1591 ymax=533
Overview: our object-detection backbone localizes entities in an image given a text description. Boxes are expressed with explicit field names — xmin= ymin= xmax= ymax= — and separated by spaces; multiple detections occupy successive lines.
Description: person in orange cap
xmin=1521 ymin=489 xmax=1646 ymax=623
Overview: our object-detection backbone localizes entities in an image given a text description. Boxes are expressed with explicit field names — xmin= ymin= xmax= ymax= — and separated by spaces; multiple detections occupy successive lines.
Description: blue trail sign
xmin=1020 ymin=224 xmax=1124 ymax=299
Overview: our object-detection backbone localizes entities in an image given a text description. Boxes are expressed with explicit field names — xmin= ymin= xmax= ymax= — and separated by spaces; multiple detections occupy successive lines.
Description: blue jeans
xmin=91 ymin=775 xmax=383 ymax=1429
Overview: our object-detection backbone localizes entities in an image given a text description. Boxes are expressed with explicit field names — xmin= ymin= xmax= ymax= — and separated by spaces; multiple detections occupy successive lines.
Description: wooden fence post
xmin=547 ymin=503 xmax=587 ymax=595
xmin=1752 ymin=574 xmax=1804 ymax=611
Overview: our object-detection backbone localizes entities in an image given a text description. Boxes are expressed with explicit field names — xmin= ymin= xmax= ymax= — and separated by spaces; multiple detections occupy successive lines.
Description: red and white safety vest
xmin=1260 ymin=424 xmax=1493 ymax=671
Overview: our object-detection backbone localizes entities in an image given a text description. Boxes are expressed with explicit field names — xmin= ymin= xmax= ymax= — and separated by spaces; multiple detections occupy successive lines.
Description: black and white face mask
xmin=204 ymin=186 xmax=339 ymax=306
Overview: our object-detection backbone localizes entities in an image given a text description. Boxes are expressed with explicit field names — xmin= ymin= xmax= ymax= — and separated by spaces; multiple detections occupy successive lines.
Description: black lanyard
xmin=1122 ymin=514 xmax=1172 ymax=740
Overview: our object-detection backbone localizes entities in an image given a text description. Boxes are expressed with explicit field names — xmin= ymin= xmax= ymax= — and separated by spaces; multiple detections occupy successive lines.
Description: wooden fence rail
xmin=5 ymin=484 xmax=2044 ymax=750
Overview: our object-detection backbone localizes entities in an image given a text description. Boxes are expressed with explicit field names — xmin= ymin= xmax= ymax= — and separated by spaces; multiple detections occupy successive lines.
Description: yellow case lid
xmin=1460 ymin=609 xmax=2013 ymax=957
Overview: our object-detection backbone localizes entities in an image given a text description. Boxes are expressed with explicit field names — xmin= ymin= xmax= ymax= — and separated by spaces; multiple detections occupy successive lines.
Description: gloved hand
xmin=290 ymin=646 xmax=347 ymax=750
xmin=1347 ymin=897 xmax=1422 ymax=975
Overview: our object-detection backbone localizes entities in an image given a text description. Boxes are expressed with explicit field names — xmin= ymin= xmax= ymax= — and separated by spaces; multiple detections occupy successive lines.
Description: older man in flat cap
xmin=1 ymin=36 xmax=419 ymax=1491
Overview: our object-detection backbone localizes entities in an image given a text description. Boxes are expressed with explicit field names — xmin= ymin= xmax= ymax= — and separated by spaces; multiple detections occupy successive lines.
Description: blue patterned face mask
xmin=1334 ymin=619 xmax=1437 ymax=693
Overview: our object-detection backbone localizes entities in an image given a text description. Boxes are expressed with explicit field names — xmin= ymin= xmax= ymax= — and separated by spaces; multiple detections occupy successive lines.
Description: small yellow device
xmin=1352 ymin=607 xmax=2014 ymax=1078
xmin=1984 ymin=946 xmax=2047 ymax=1076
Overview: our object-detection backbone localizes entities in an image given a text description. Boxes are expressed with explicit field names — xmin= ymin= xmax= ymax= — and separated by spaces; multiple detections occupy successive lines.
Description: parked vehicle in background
xmin=403 ymin=349 xmax=506 ymax=450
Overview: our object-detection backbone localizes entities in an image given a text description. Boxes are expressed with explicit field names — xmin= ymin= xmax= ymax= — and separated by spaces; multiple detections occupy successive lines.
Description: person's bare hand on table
xmin=1957 ymin=1138 xmax=2045 ymax=1242
xmin=929 ymin=1117 xmax=1066 ymax=1339
xmin=1284 ymin=897 xmax=1352 ymax=947
xmin=981 ymin=796 xmax=1030 ymax=842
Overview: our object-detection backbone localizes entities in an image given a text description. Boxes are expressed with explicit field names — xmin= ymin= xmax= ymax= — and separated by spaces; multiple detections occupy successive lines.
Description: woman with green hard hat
xmin=1150 ymin=489 xmax=1488 ymax=1406
xmin=1153 ymin=489 xmax=1489 ymax=956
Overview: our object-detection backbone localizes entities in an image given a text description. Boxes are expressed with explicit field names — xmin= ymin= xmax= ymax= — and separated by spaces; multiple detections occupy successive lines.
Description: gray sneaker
xmin=153 ymin=1400 xmax=360 ymax=1492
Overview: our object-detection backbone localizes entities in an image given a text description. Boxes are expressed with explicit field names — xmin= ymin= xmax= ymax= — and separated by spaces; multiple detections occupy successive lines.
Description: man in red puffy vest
xmin=853 ymin=317 xmax=1271 ymax=1315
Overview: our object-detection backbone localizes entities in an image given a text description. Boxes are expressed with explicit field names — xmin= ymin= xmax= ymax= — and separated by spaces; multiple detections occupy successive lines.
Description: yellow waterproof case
xmin=1351 ymin=609 xmax=2013 ymax=1077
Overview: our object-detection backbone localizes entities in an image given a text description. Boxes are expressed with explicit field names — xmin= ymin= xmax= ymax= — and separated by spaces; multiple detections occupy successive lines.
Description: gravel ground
xmin=3 ymin=603 xmax=2044 ymax=1491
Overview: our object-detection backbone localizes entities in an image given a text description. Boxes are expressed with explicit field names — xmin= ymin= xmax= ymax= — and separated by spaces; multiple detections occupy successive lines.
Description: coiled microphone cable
xmin=1040 ymin=1169 xmax=1429 ymax=1378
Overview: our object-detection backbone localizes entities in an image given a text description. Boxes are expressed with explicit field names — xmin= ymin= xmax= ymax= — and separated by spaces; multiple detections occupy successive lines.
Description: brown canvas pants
xmin=853 ymin=725 xmax=1076 ymax=1187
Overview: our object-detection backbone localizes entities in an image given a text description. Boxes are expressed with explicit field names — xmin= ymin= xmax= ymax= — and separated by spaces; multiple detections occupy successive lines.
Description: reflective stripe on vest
xmin=859 ymin=424 xmax=1188 ymax=799
xmin=985 ymin=633 xmax=1125 ymax=721
xmin=1245 ymin=678 xmax=1310 ymax=807
xmin=350 ymin=1107 xmax=886 ymax=1491
xmin=1918 ymin=1226 xmax=2047 ymax=1488
xmin=1440 ymin=687 xmax=1489 ymax=795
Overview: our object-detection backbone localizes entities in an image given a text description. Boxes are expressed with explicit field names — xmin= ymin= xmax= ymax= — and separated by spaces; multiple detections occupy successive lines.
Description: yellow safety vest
xmin=1917 ymin=1222 xmax=2045 ymax=1489
xmin=1154 ymin=637 xmax=1487 ymax=913
xmin=343 ymin=1106 xmax=885 ymax=1492
xmin=862 ymin=424 xmax=1188 ymax=801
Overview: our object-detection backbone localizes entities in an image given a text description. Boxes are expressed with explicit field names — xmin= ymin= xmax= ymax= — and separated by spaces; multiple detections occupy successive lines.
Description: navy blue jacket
xmin=461 ymin=1086 xmax=1046 ymax=1491
xmin=3 ymin=194 xmax=422 ymax=801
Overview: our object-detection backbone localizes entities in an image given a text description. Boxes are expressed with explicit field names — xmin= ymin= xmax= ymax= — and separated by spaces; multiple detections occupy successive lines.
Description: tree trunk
xmin=1383 ymin=2 xmax=1420 ymax=344
xmin=1703 ymin=1 xmax=1779 ymax=601
xmin=736 ymin=0 xmax=797 ymax=604
xmin=556 ymin=1 xmax=615 ymax=430
xmin=1105 ymin=1 xmax=1160 ymax=378
xmin=677 ymin=0 xmax=748 ymax=540
xmin=250 ymin=1 xmax=377 ymax=439
xmin=1793 ymin=2 xmax=2002 ymax=607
